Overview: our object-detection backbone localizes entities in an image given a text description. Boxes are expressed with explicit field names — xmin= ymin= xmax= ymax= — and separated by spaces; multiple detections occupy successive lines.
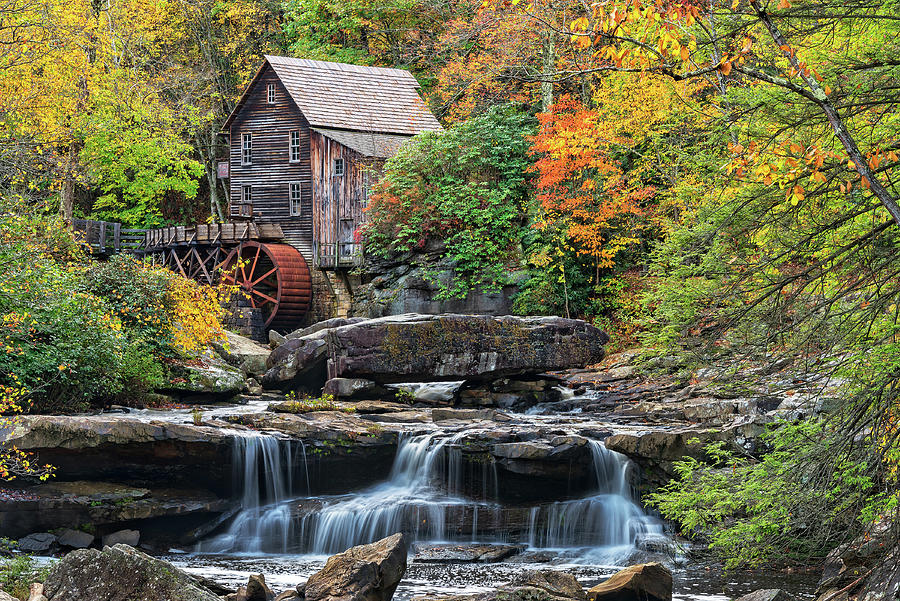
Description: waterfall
xmin=196 ymin=432 xmax=304 ymax=554
xmin=296 ymin=433 xmax=497 ymax=554
xmin=524 ymin=440 xmax=664 ymax=551
xmin=197 ymin=431 xmax=664 ymax=558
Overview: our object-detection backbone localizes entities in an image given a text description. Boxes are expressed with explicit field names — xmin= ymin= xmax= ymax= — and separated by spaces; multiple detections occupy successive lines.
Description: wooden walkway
xmin=73 ymin=220 xmax=284 ymax=255
xmin=71 ymin=220 xmax=286 ymax=285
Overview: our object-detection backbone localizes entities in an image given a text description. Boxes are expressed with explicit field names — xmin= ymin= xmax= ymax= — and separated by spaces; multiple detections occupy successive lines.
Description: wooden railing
xmin=73 ymin=220 xmax=285 ymax=255
xmin=142 ymin=222 xmax=283 ymax=250
xmin=72 ymin=220 xmax=145 ymax=255
xmin=316 ymin=241 xmax=363 ymax=269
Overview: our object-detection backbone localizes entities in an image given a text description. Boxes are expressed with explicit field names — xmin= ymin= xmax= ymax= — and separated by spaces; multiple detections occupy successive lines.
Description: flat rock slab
xmin=413 ymin=543 xmax=526 ymax=563
xmin=326 ymin=314 xmax=608 ymax=384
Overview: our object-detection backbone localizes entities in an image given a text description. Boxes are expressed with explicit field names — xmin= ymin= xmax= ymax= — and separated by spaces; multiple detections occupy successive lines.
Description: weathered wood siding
xmin=228 ymin=65 xmax=313 ymax=260
xmin=310 ymin=131 xmax=379 ymax=265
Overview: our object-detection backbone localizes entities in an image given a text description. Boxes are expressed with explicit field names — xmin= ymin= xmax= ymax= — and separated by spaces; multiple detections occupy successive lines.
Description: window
xmin=289 ymin=182 xmax=302 ymax=216
xmin=241 ymin=133 xmax=252 ymax=165
xmin=242 ymin=185 xmax=252 ymax=203
xmin=267 ymin=83 xmax=276 ymax=104
xmin=333 ymin=158 xmax=345 ymax=177
xmin=289 ymin=131 xmax=301 ymax=163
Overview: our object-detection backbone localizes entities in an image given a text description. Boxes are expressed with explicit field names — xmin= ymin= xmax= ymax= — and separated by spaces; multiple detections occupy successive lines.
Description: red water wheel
xmin=221 ymin=242 xmax=312 ymax=331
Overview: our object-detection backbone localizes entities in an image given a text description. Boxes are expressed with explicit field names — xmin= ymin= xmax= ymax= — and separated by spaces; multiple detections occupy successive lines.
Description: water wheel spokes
xmin=221 ymin=241 xmax=312 ymax=330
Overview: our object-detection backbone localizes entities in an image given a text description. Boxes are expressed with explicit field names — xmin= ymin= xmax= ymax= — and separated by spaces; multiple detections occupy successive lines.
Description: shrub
xmin=276 ymin=393 xmax=354 ymax=414
xmin=0 ymin=554 xmax=50 ymax=599
xmin=84 ymin=254 xmax=227 ymax=358
xmin=363 ymin=104 xmax=536 ymax=299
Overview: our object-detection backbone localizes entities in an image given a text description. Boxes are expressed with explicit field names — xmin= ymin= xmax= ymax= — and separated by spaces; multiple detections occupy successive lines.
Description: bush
xmin=0 ymin=209 xmax=228 ymax=415
xmin=363 ymin=104 xmax=536 ymax=299
xmin=84 ymin=254 xmax=227 ymax=358
xmin=0 ymin=554 xmax=50 ymax=600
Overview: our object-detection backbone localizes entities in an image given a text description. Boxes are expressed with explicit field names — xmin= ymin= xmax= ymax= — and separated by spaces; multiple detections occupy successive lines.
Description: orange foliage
xmin=530 ymin=95 xmax=651 ymax=278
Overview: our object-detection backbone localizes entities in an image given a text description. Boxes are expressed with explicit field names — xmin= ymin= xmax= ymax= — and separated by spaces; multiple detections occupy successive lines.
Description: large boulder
xmin=215 ymin=331 xmax=272 ymax=376
xmin=262 ymin=314 xmax=607 ymax=391
xmin=261 ymin=331 xmax=329 ymax=389
xmin=326 ymin=314 xmax=608 ymax=384
xmin=304 ymin=533 xmax=408 ymax=601
xmin=160 ymin=350 xmax=245 ymax=398
xmin=43 ymin=543 xmax=220 ymax=601
xmin=587 ymin=563 xmax=672 ymax=601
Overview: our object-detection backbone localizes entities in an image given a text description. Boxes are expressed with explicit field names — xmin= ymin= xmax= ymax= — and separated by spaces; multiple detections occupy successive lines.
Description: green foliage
xmin=81 ymin=106 xmax=204 ymax=227
xmin=647 ymin=421 xmax=896 ymax=569
xmin=0 ymin=207 xmax=224 ymax=414
xmin=0 ymin=555 xmax=50 ymax=600
xmin=363 ymin=105 xmax=536 ymax=298
xmin=278 ymin=392 xmax=354 ymax=413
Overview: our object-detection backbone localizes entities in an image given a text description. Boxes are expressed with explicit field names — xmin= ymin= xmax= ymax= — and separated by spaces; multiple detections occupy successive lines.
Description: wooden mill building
xmin=220 ymin=56 xmax=443 ymax=319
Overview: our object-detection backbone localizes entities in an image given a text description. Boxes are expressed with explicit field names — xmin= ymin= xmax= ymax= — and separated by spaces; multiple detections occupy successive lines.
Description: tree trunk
xmin=59 ymin=146 xmax=77 ymax=223
xmin=541 ymin=31 xmax=555 ymax=112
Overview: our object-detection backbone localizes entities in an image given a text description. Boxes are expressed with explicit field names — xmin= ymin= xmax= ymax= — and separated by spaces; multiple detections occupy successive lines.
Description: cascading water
xmin=295 ymin=433 xmax=500 ymax=554
xmin=198 ymin=431 xmax=663 ymax=558
xmin=196 ymin=432 xmax=306 ymax=554
xmin=524 ymin=441 xmax=664 ymax=554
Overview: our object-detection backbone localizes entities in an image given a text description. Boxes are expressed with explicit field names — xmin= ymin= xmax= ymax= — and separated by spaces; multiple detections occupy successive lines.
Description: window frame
xmin=267 ymin=83 xmax=276 ymax=104
xmin=241 ymin=185 xmax=252 ymax=203
xmin=289 ymin=130 xmax=301 ymax=164
xmin=333 ymin=157 xmax=345 ymax=177
xmin=288 ymin=182 xmax=302 ymax=217
xmin=241 ymin=133 xmax=252 ymax=165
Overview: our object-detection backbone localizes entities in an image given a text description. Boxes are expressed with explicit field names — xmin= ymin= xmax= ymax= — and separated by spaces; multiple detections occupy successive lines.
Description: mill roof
xmin=222 ymin=56 xmax=443 ymax=136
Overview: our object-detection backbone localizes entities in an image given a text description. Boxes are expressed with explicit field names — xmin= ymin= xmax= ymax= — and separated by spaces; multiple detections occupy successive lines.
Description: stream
xmin=159 ymin=407 xmax=817 ymax=600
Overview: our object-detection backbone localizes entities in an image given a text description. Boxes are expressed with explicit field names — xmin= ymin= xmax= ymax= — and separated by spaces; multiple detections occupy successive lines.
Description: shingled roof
xmin=223 ymin=56 xmax=443 ymax=136
xmin=311 ymin=128 xmax=416 ymax=159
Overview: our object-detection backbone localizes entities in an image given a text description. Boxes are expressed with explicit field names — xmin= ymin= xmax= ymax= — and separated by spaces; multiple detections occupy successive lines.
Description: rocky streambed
xmin=0 ymin=314 xmax=873 ymax=601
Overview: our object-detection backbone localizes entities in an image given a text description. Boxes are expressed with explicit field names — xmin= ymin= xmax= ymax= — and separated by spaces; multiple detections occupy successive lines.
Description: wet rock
xmin=57 ymin=528 xmax=94 ymax=549
xmin=492 ymin=442 xmax=553 ymax=460
xmin=733 ymin=590 xmax=795 ymax=601
xmin=503 ymin=570 xmax=587 ymax=601
xmin=245 ymin=378 xmax=264 ymax=395
xmin=350 ymin=401 xmax=412 ymax=414
xmin=43 ymin=543 xmax=219 ymax=601
xmin=246 ymin=574 xmax=275 ymax=601
xmin=587 ymin=562 xmax=672 ymax=601
xmin=270 ymin=329 xmax=287 ymax=346
xmin=413 ymin=543 xmax=525 ymax=563
xmin=0 ymin=480 xmax=230 ymax=540
xmin=101 ymin=528 xmax=140 ymax=547
xmin=8 ymin=414 xmax=229 ymax=452
xmin=326 ymin=314 xmax=608 ymax=384
xmin=275 ymin=591 xmax=303 ymax=601
xmin=305 ymin=532 xmax=408 ymax=601
xmin=17 ymin=532 xmax=57 ymax=553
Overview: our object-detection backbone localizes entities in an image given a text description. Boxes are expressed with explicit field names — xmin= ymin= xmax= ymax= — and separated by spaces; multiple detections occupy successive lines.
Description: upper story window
xmin=289 ymin=182 xmax=302 ymax=216
xmin=241 ymin=133 xmax=252 ymax=165
xmin=333 ymin=158 xmax=345 ymax=177
xmin=242 ymin=185 xmax=252 ymax=203
xmin=289 ymin=131 xmax=301 ymax=163
xmin=267 ymin=83 xmax=276 ymax=104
